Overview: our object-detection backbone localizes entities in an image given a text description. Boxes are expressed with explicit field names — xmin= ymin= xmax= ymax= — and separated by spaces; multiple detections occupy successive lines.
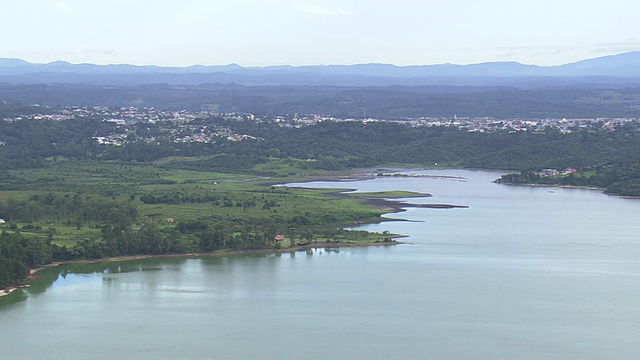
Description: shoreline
xmin=497 ymin=181 xmax=604 ymax=191
xmin=497 ymin=181 xmax=612 ymax=193
xmin=3 ymin=167 xmax=418 ymax=299
xmin=35 ymin=240 xmax=404 ymax=273
xmin=279 ymin=168 xmax=469 ymax=221
xmin=3 ymin=167 xmax=455 ymax=299
xmin=272 ymin=167 xmax=468 ymax=186
xmin=0 ymin=240 xmax=405 ymax=297
xmin=0 ymin=284 xmax=30 ymax=298
xmin=0 ymin=288 xmax=18 ymax=297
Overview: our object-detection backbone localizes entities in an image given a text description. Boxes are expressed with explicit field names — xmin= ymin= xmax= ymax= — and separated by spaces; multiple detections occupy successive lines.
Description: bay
xmin=2 ymin=169 xmax=640 ymax=359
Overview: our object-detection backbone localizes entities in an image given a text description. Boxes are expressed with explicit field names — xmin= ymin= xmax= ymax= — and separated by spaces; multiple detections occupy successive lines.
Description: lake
xmin=2 ymin=169 xmax=640 ymax=359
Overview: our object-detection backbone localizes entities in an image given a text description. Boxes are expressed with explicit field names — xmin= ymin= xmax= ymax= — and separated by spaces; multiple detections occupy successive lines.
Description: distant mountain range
xmin=2 ymin=52 xmax=640 ymax=88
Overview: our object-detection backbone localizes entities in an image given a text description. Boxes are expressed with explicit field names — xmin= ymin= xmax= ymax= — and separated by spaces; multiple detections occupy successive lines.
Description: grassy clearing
xmin=252 ymin=158 xmax=334 ymax=177
xmin=135 ymin=184 xmax=386 ymax=227
xmin=0 ymin=190 xmax=44 ymax=201
xmin=0 ymin=222 xmax=101 ymax=247
xmin=159 ymin=169 xmax=253 ymax=183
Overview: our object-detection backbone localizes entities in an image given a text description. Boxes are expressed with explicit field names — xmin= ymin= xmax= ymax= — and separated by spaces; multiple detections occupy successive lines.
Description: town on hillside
xmin=2 ymin=105 xmax=638 ymax=147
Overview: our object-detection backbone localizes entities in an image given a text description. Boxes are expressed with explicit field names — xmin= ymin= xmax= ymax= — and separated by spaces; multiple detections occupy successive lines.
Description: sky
xmin=2 ymin=0 xmax=640 ymax=67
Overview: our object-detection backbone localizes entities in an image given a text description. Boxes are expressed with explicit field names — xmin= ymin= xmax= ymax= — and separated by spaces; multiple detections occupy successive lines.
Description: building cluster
xmin=2 ymin=106 xmax=262 ymax=146
xmin=332 ymin=116 xmax=638 ymax=134
xmin=2 ymin=105 xmax=639 ymax=148
xmin=91 ymin=122 xmax=262 ymax=146
xmin=538 ymin=168 xmax=577 ymax=177
xmin=3 ymin=106 xmax=209 ymax=123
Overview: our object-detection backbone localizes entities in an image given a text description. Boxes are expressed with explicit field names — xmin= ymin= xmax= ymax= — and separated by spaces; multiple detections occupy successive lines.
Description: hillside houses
xmin=538 ymin=168 xmax=577 ymax=177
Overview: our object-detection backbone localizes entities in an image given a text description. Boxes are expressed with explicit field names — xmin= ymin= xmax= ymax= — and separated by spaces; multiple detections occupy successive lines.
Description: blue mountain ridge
xmin=1 ymin=52 xmax=640 ymax=87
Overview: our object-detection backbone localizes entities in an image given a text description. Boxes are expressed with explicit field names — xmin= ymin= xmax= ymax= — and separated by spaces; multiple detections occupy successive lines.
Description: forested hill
xmin=0 ymin=111 xmax=639 ymax=186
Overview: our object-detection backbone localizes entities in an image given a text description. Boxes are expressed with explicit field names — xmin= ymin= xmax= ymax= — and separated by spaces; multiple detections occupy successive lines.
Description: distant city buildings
xmin=2 ymin=105 xmax=639 ymax=147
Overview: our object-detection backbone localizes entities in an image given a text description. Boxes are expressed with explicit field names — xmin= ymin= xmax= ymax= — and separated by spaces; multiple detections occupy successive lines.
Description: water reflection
xmin=6 ymin=253 xmax=309 ymax=304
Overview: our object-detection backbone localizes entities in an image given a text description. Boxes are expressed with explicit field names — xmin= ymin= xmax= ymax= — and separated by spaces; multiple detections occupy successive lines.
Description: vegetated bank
xmin=495 ymin=163 xmax=640 ymax=197
xmin=0 ymin=160 xmax=420 ymax=292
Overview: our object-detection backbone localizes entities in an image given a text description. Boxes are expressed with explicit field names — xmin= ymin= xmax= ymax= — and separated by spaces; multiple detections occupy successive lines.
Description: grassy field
xmin=0 ymin=222 xmax=101 ymax=248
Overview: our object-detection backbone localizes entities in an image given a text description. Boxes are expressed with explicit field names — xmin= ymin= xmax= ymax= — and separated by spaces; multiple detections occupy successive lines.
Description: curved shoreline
xmin=4 ymin=167 xmax=463 ymax=298
xmin=281 ymin=169 xmax=470 ymax=220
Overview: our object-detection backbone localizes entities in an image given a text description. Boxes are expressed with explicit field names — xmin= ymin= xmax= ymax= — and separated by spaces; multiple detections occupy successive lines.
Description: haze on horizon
xmin=3 ymin=0 xmax=640 ymax=67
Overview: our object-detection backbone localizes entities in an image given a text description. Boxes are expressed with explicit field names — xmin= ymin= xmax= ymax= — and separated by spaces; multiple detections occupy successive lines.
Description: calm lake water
xmin=2 ymin=169 xmax=640 ymax=359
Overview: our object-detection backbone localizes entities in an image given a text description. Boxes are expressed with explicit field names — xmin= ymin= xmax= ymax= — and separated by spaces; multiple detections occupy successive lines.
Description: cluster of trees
xmin=138 ymin=190 xmax=261 ymax=209
xmin=0 ymin=212 xmax=267 ymax=289
xmin=138 ymin=192 xmax=220 ymax=205
xmin=0 ymin=193 xmax=138 ymax=227
xmin=0 ymin=117 xmax=111 ymax=169
xmin=0 ymin=220 xmax=187 ymax=288
xmin=158 ymin=154 xmax=270 ymax=173
xmin=0 ymin=232 xmax=34 ymax=288
xmin=0 ymin=193 xmax=138 ymax=288
xmin=0 ymin=217 xmax=288 ymax=289
xmin=0 ymin=232 xmax=51 ymax=288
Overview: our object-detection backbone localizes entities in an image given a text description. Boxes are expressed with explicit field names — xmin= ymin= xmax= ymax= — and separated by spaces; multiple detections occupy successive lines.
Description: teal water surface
xmin=1 ymin=169 xmax=640 ymax=359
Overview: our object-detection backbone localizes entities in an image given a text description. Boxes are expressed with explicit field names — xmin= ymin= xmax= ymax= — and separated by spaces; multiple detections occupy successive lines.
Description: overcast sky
xmin=3 ymin=0 xmax=639 ymax=67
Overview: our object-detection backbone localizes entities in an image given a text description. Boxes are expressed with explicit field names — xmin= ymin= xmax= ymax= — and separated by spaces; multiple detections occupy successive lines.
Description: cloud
xmin=590 ymin=40 xmax=640 ymax=54
xmin=498 ymin=52 xmax=518 ymax=58
xmin=52 ymin=1 xmax=72 ymax=12
xmin=593 ymin=40 xmax=640 ymax=47
xmin=83 ymin=49 xmax=116 ymax=55
xmin=296 ymin=3 xmax=350 ymax=16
